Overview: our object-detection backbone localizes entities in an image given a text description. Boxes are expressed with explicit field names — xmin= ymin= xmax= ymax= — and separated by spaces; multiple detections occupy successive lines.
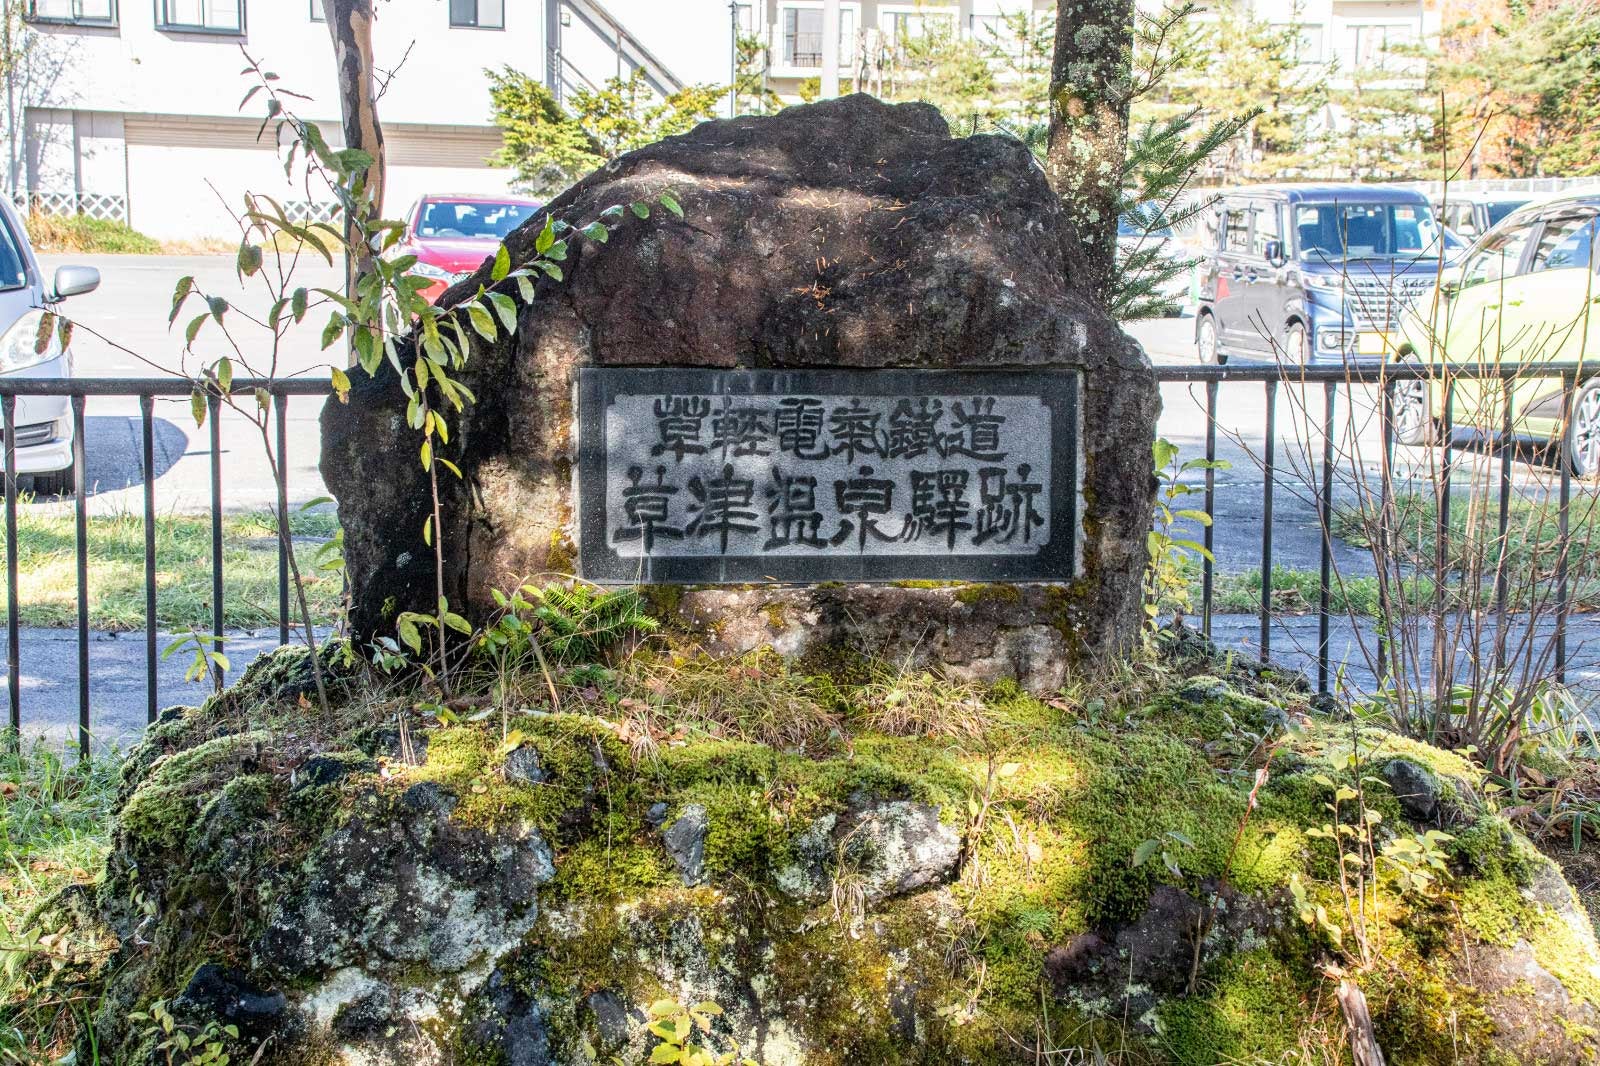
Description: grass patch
xmin=0 ymin=738 xmax=120 ymax=1062
xmin=1177 ymin=560 xmax=1386 ymax=617
xmin=25 ymin=213 xmax=160 ymax=256
xmin=1176 ymin=491 xmax=1600 ymax=618
xmin=3 ymin=505 xmax=342 ymax=631
xmin=1333 ymin=493 xmax=1600 ymax=606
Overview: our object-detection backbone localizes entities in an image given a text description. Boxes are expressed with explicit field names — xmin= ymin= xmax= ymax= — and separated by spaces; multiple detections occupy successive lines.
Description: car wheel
xmin=1197 ymin=313 xmax=1225 ymax=365
xmin=1284 ymin=321 xmax=1309 ymax=364
xmin=1566 ymin=382 xmax=1600 ymax=479
xmin=1391 ymin=379 xmax=1435 ymax=446
xmin=28 ymin=465 xmax=76 ymax=498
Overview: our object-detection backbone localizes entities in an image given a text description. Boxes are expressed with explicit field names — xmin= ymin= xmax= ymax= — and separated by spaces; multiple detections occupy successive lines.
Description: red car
xmin=395 ymin=194 xmax=542 ymax=304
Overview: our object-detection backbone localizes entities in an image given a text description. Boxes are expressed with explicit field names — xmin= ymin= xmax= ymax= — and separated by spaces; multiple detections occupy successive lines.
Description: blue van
xmin=1194 ymin=184 xmax=1448 ymax=364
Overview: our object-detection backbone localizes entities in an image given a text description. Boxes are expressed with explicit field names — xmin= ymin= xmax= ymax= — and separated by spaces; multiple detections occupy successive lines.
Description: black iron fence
xmin=0 ymin=377 xmax=331 ymax=756
xmin=0 ymin=363 xmax=1589 ymax=754
xmin=1162 ymin=361 xmax=1587 ymax=695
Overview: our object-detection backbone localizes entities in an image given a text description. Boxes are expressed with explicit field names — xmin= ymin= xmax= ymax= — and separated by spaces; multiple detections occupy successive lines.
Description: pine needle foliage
xmin=987 ymin=4 xmax=1255 ymax=319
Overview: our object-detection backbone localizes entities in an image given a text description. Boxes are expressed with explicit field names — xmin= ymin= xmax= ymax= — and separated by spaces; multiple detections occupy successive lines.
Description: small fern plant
xmin=532 ymin=584 xmax=658 ymax=665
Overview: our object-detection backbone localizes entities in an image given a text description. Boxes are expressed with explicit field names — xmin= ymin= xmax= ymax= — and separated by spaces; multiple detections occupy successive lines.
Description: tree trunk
xmin=322 ymin=0 xmax=386 ymax=305
xmin=1045 ymin=0 xmax=1134 ymax=306
xmin=1335 ymin=979 xmax=1387 ymax=1066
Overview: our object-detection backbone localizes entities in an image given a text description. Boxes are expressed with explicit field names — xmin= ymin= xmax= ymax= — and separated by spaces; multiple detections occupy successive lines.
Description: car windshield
xmin=415 ymin=200 xmax=538 ymax=240
xmin=0 ymin=216 xmax=27 ymax=291
xmin=1485 ymin=201 xmax=1526 ymax=227
xmin=1117 ymin=215 xmax=1174 ymax=240
xmin=1294 ymin=202 xmax=1442 ymax=261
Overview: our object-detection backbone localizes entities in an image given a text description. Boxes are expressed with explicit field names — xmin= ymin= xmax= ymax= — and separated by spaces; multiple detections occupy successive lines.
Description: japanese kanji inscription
xmin=575 ymin=368 xmax=1079 ymax=583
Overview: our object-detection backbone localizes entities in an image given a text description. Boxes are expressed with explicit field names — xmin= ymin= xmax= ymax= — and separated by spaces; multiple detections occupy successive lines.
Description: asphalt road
xmin=38 ymin=252 xmax=340 ymax=516
xmin=9 ymin=257 xmax=1595 ymax=746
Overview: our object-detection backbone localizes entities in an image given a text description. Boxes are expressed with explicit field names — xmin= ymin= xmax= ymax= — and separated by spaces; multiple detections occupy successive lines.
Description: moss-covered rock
xmin=73 ymin=644 xmax=1600 ymax=1065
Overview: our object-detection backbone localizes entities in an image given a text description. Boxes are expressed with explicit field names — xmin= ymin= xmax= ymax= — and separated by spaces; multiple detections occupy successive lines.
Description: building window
xmin=1349 ymin=23 xmax=1415 ymax=69
xmin=309 ymin=0 xmax=322 ymax=20
xmin=881 ymin=9 xmax=954 ymax=43
xmin=779 ymin=5 xmax=855 ymax=69
xmin=157 ymin=0 xmax=243 ymax=33
xmin=449 ymin=0 xmax=504 ymax=29
xmin=733 ymin=2 xmax=753 ymax=33
xmin=782 ymin=7 xmax=823 ymax=67
xmin=1273 ymin=22 xmax=1323 ymax=65
xmin=27 ymin=0 xmax=116 ymax=24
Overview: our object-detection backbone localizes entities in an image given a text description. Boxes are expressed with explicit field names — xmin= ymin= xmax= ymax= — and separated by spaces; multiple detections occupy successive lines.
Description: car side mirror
xmin=50 ymin=265 xmax=100 ymax=301
xmin=1437 ymin=265 xmax=1463 ymax=297
xmin=1262 ymin=239 xmax=1284 ymax=265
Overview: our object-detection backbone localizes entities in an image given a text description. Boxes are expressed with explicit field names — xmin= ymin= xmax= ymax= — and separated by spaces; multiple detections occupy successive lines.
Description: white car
xmin=0 ymin=197 xmax=99 ymax=496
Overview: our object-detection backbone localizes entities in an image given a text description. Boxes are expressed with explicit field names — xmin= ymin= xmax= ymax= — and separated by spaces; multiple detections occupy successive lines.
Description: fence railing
xmin=0 ymin=363 xmax=1589 ymax=754
xmin=0 ymin=377 xmax=332 ymax=756
xmin=1161 ymin=361 xmax=1587 ymax=697
xmin=10 ymin=191 xmax=129 ymax=223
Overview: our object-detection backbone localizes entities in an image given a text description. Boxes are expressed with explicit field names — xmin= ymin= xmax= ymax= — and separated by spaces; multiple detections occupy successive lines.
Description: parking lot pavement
xmin=39 ymin=253 xmax=340 ymax=517
xmin=12 ymin=626 xmax=325 ymax=752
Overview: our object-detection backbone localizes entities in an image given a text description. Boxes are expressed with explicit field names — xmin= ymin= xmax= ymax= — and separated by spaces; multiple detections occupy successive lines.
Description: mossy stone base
xmin=654 ymin=583 xmax=1073 ymax=695
xmin=71 ymin=643 xmax=1600 ymax=1065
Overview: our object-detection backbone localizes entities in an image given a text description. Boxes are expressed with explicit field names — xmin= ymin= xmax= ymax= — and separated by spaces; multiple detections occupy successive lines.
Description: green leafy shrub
xmin=25 ymin=213 xmax=161 ymax=255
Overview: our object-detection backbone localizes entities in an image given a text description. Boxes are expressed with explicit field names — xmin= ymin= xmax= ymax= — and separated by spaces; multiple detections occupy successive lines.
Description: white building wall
xmin=20 ymin=0 xmax=714 ymax=240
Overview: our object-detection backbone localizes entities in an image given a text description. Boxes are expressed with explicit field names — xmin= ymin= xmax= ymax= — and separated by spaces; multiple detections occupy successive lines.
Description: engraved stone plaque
xmin=575 ymin=368 xmax=1079 ymax=584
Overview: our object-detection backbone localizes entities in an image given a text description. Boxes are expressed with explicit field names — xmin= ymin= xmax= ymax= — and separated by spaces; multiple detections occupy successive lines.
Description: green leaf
xmin=658 ymin=191 xmax=683 ymax=218
xmin=650 ymin=1045 xmax=681 ymax=1064
xmin=630 ymin=201 xmax=651 ymax=219
xmin=442 ymin=611 xmax=472 ymax=635
xmin=170 ymin=275 xmax=195 ymax=324
xmin=1132 ymin=839 xmax=1160 ymax=867
xmin=291 ymin=286 xmax=308 ymax=322
xmin=267 ymin=296 xmax=288 ymax=332
xmin=538 ymin=262 xmax=564 ymax=282
xmin=333 ymin=147 xmax=374 ymax=175
xmin=492 ymin=243 xmax=511 ymax=281
xmin=236 ymin=242 xmax=263 ymax=278
xmin=216 ymin=356 xmax=233 ymax=393
xmin=353 ymin=325 xmax=375 ymax=367
xmin=420 ymin=439 xmax=433 ymax=470
xmin=320 ymin=314 xmax=345 ymax=350
xmin=396 ymin=614 xmax=423 ymax=654
xmin=190 ymin=389 xmax=207 ymax=428
xmin=330 ymin=366 xmax=351 ymax=403
xmin=467 ymin=303 xmax=497 ymax=342
xmin=581 ymin=221 xmax=610 ymax=244
xmin=516 ymin=274 xmax=536 ymax=302
xmin=184 ymin=312 xmax=207 ymax=347
xmin=208 ymin=295 xmax=229 ymax=322
xmin=487 ymin=291 xmax=518 ymax=332
xmin=534 ymin=214 xmax=555 ymax=255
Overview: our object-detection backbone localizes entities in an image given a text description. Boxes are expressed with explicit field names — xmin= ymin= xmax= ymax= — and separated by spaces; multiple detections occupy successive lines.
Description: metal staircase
xmin=545 ymin=0 xmax=686 ymax=102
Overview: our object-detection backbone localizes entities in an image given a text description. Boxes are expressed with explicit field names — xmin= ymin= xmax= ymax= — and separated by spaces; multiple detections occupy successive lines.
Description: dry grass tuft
xmin=850 ymin=661 xmax=991 ymax=741
xmin=616 ymin=650 xmax=844 ymax=755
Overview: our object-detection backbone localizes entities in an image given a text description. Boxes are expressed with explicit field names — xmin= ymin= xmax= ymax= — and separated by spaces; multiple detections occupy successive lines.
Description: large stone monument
xmin=323 ymin=94 xmax=1159 ymax=685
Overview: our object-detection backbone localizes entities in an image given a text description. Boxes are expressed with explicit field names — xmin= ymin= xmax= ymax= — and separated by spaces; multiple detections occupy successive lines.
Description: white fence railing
xmin=9 ymin=190 xmax=128 ymax=223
